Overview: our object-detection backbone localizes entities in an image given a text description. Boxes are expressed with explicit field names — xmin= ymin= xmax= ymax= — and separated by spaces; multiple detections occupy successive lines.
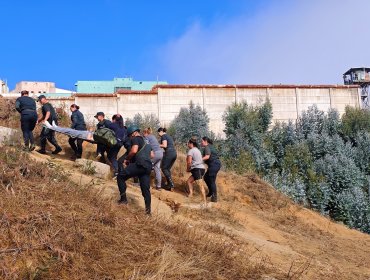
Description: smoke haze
xmin=154 ymin=0 xmax=370 ymax=85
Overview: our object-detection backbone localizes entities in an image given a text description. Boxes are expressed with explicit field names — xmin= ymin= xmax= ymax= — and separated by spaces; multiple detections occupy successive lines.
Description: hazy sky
xmin=1 ymin=0 xmax=368 ymax=90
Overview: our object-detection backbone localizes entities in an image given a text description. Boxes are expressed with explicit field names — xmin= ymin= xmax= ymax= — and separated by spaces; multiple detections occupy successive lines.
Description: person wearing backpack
xmin=117 ymin=125 xmax=153 ymax=215
xmin=94 ymin=111 xmax=112 ymax=163
xmin=68 ymin=104 xmax=86 ymax=160
xmin=107 ymin=114 xmax=127 ymax=178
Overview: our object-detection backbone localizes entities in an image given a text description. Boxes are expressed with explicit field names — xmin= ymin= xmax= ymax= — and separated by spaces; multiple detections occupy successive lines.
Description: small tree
xmin=222 ymin=99 xmax=274 ymax=174
xmin=296 ymin=105 xmax=325 ymax=139
xmin=126 ymin=113 xmax=161 ymax=132
xmin=341 ymin=106 xmax=370 ymax=141
xmin=169 ymin=101 xmax=211 ymax=143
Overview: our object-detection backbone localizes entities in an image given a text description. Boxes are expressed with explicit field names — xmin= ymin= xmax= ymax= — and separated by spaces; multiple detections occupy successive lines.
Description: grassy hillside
xmin=0 ymin=146 xmax=271 ymax=279
xmin=1 ymin=96 xmax=370 ymax=279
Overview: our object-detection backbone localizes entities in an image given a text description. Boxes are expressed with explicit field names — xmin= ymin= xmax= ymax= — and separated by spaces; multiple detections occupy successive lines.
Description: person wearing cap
xmin=68 ymin=104 xmax=86 ymax=160
xmin=36 ymin=95 xmax=62 ymax=155
xmin=15 ymin=90 xmax=38 ymax=151
xmin=94 ymin=112 xmax=112 ymax=163
xmin=117 ymin=125 xmax=153 ymax=215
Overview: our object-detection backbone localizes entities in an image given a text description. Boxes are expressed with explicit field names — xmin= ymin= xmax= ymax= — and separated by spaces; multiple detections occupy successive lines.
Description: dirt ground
xmin=24 ymin=142 xmax=370 ymax=280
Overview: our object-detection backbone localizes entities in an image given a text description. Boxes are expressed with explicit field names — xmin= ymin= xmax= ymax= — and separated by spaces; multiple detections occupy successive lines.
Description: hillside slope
xmin=1 ymin=112 xmax=370 ymax=279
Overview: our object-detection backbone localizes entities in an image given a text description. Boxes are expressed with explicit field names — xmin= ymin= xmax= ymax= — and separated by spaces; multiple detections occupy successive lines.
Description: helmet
xmin=127 ymin=125 xmax=140 ymax=136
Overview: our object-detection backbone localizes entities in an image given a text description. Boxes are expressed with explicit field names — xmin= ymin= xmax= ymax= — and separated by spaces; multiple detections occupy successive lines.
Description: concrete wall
xmin=37 ymin=85 xmax=360 ymax=135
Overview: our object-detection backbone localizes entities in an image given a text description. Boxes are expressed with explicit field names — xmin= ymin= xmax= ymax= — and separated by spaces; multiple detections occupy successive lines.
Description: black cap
xmin=94 ymin=112 xmax=105 ymax=118
xmin=37 ymin=95 xmax=46 ymax=102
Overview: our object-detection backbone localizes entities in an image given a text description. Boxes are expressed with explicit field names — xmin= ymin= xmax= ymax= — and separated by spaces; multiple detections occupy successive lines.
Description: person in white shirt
xmin=186 ymin=137 xmax=206 ymax=205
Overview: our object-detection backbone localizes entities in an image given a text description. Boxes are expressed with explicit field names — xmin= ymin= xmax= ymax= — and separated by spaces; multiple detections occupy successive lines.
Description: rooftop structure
xmin=9 ymin=81 xmax=74 ymax=97
xmin=12 ymin=81 xmax=56 ymax=94
xmin=343 ymin=67 xmax=370 ymax=107
xmin=75 ymin=77 xmax=168 ymax=93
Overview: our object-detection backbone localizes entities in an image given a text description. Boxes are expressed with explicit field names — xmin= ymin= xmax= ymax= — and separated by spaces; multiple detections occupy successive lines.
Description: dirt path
xmin=29 ymin=150 xmax=370 ymax=280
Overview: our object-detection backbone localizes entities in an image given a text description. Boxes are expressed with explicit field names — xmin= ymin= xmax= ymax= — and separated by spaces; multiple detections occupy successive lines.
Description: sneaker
xmin=37 ymin=149 xmax=46 ymax=154
xmin=112 ymin=172 xmax=118 ymax=180
xmin=29 ymin=144 xmax=36 ymax=151
xmin=52 ymin=147 xmax=62 ymax=155
xmin=211 ymin=195 xmax=218 ymax=203
xmin=117 ymin=197 xmax=128 ymax=205
xmin=206 ymin=192 xmax=213 ymax=198
xmin=162 ymin=184 xmax=174 ymax=191
xmin=22 ymin=146 xmax=30 ymax=152
xmin=70 ymin=155 xmax=77 ymax=161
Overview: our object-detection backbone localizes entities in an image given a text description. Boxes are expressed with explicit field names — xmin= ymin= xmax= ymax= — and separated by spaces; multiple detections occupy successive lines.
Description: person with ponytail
xmin=201 ymin=136 xmax=221 ymax=202
xmin=143 ymin=127 xmax=163 ymax=190
xmin=107 ymin=114 xmax=127 ymax=178
xmin=68 ymin=104 xmax=86 ymax=160
xmin=186 ymin=137 xmax=206 ymax=205
xmin=158 ymin=127 xmax=177 ymax=191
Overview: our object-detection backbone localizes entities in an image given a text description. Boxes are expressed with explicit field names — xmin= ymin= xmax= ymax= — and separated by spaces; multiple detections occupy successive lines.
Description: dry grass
xmin=0 ymin=146 xmax=273 ymax=279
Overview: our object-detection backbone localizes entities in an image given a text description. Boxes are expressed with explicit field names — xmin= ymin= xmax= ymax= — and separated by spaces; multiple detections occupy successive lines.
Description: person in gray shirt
xmin=143 ymin=127 xmax=163 ymax=190
xmin=186 ymin=137 xmax=206 ymax=205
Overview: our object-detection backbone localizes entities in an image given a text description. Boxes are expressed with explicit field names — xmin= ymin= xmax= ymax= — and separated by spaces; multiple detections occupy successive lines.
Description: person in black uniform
xmin=107 ymin=114 xmax=127 ymax=178
xmin=94 ymin=111 xmax=112 ymax=163
xmin=68 ymin=104 xmax=86 ymax=160
xmin=158 ymin=127 xmax=177 ymax=191
xmin=117 ymin=125 xmax=153 ymax=215
xmin=201 ymin=137 xmax=222 ymax=202
xmin=36 ymin=95 xmax=62 ymax=155
xmin=15 ymin=90 xmax=38 ymax=151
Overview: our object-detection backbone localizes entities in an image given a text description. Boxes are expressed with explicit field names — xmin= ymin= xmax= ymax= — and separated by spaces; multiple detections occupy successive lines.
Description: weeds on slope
xmin=0 ymin=146 xmax=276 ymax=280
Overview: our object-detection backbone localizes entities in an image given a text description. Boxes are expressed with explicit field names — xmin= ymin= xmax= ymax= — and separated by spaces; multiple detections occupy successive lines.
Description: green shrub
xmin=222 ymin=103 xmax=370 ymax=233
xmin=341 ymin=106 xmax=370 ymax=140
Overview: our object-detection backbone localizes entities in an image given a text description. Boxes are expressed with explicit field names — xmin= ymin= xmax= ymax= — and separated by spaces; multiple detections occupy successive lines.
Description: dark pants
xmin=117 ymin=162 xmax=151 ymax=214
xmin=161 ymin=149 xmax=177 ymax=181
xmin=40 ymin=127 xmax=61 ymax=151
xmin=204 ymin=162 xmax=221 ymax=197
xmin=68 ymin=137 xmax=84 ymax=157
xmin=108 ymin=143 xmax=122 ymax=173
xmin=97 ymin=143 xmax=108 ymax=161
xmin=20 ymin=112 xmax=37 ymax=146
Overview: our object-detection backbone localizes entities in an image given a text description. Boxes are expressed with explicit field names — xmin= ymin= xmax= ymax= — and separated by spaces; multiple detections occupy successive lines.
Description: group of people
xmin=15 ymin=91 xmax=62 ymax=154
xmin=15 ymin=91 xmax=222 ymax=215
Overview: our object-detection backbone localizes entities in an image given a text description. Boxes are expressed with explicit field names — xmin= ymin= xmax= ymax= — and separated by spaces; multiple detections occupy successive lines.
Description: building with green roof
xmin=75 ymin=77 xmax=168 ymax=93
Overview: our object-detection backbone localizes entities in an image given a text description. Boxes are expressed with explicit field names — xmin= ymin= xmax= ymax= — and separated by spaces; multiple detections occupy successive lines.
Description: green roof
xmin=75 ymin=77 xmax=168 ymax=93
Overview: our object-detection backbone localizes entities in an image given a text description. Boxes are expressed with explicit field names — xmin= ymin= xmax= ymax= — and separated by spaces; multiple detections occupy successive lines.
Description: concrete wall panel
xmin=237 ymin=88 xmax=268 ymax=104
xmin=43 ymin=86 xmax=360 ymax=136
